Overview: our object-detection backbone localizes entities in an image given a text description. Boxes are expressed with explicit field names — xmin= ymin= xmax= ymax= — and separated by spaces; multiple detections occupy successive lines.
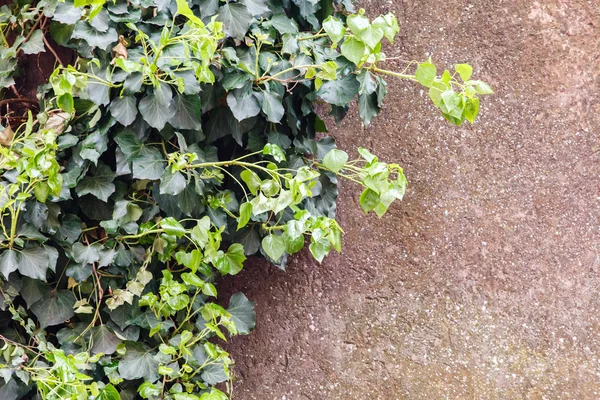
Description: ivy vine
xmin=0 ymin=0 xmax=492 ymax=399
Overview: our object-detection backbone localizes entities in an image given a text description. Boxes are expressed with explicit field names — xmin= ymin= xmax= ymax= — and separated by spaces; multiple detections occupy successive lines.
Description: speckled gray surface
xmin=221 ymin=1 xmax=600 ymax=398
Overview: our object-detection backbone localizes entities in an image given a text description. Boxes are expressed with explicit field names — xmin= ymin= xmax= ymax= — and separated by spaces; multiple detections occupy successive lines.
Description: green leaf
xmin=109 ymin=95 xmax=138 ymax=127
xmin=317 ymin=74 xmax=360 ymax=107
xmin=169 ymin=95 xmax=202 ymax=130
xmin=75 ymin=162 xmax=115 ymax=202
xmin=323 ymin=16 xmax=346 ymax=43
xmin=176 ymin=0 xmax=203 ymax=26
xmin=0 ymin=250 xmax=19 ymax=279
xmin=115 ymin=132 xmax=166 ymax=180
xmin=263 ymin=143 xmax=286 ymax=162
xmin=372 ymin=13 xmax=400 ymax=43
xmin=309 ymin=240 xmax=330 ymax=263
xmin=262 ymin=91 xmax=285 ymax=123
xmin=240 ymin=170 xmax=261 ymax=196
xmin=226 ymin=90 xmax=261 ymax=122
xmin=358 ymin=92 xmax=380 ymax=127
xmin=161 ymin=217 xmax=186 ymax=238
xmin=215 ymin=243 xmax=246 ymax=275
xmin=138 ymin=93 xmax=175 ymax=130
xmin=241 ymin=0 xmax=269 ymax=16
xmin=340 ymin=37 xmax=366 ymax=66
xmin=455 ymin=63 xmax=473 ymax=82
xmin=468 ymin=80 xmax=494 ymax=94
xmin=20 ymin=30 xmax=45 ymax=55
xmin=227 ymin=292 xmax=256 ymax=335
xmin=237 ymin=202 xmax=252 ymax=230
xmin=347 ymin=13 xmax=369 ymax=34
xmin=31 ymin=290 xmax=76 ymax=328
xmin=359 ymin=188 xmax=380 ymax=213
xmin=18 ymin=246 xmax=58 ymax=281
xmin=217 ymin=3 xmax=252 ymax=40
xmin=357 ymin=25 xmax=383 ymax=50
xmin=98 ymin=385 xmax=120 ymax=400
xmin=160 ymin=170 xmax=187 ymax=196
xmin=191 ymin=216 xmax=211 ymax=248
xmin=267 ymin=14 xmax=299 ymax=35
xmin=415 ymin=61 xmax=437 ymax=88
xmin=322 ymin=149 xmax=348 ymax=173
xmin=118 ymin=343 xmax=160 ymax=382
xmin=464 ymin=97 xmax=480 ymax=123
xmin=72 ymin=242 xmax=100 ymax=265
xmin=72 ymin=21 xmax=117 ymax=50
xmin=261 ymin=234 xmax=285 ymax=261
xmin=91 ymin=325 xmax=121 ymax=355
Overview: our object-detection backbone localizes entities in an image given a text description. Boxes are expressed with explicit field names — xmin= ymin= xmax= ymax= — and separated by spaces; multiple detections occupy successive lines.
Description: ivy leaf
xmin=357 ymin=25 xmax=383 ymax=50
xmin=415 ymin=60 xmax=437 ymax=88
xmin=240 ymin=170 xmax=261 ymax=196
xmin=169 ymin=95 xmax=202 ymax=130
xmin=71 ymin=242 xmax=101 ymax=265
xmin=359 ymin=188 xmax=380 ymax=213
xmin=267 ymin=14 xmax=299 ymax=35
xmin=455 ymin=64 xmax=473 ymax=82
xmin=109 ymin=95 xmax=138 ymax=127
xmin=98 ymin=385 xmax=120 ymax=400
xmin=160 ymin=170 xmax=187 ymax=196
xmin=226 ymin=91 xmax=261 ymax=122
xmin=323 ymin=16 xmax=346 ymax=43
xmin=18 ymin=246 xmax=58 ymax=281
xmin=20 ymin=30 xmax=45 ymax=55
xmin=317 ymin=74 xmax=360 ymax=107
xmin=215 ymin=243 xmax=246 ymax=275
xmin=31 ymin=290 xmax=76 ymax=328
xmin=91 ymin=325 xmax=121 ymax=355
xmin=309 ymin=240 xmax=330 ymax=263
xmin=340 ymin=37 xmax=366 ymax=66
xmin=322 ymin=149 xmax=348 ymax=173
xmin=0 ymin=250 xmax=19 ymax=279
xmin=240 ymin=0 xmax=269 ymax=16
xmin=358 ymin=92 xmax=380 ymax=127
xmin=217 ymin=3 xmax=252 ymax=40
xmin=347 ymin=13 xmax=370 ymax=34
xmin=263 ymin=143 xmax=286 ymax=162
xmin=72 ymin=21 xmax=118 ymax=50
xmin=115 ymin=132 xmax=166 ymax=180
xmin=118 ymin=343 xmax=160 ymax=382
xmin=138 ymin=94 xmax=175 ymax=130
xmin=237 ymin=202 xmax=252 ymax=230
xmin=201 ymin=363 xmax=228 ymax=385
xmin=262 ymin=91 xmax=285 ymax=123
xmin=75 ymin=163 xmax=115 ymax=202
xmin=261 ymin=234 xmax=285 ymax=261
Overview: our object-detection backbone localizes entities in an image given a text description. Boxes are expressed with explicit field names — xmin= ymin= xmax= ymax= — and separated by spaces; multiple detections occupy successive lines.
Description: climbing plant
xmin=0 ymin=0 xmax=492 ymax=399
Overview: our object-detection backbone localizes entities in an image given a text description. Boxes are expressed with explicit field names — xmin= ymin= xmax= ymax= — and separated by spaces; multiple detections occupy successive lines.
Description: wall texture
xmin=222 ymin=1 xmax=600 ymax=398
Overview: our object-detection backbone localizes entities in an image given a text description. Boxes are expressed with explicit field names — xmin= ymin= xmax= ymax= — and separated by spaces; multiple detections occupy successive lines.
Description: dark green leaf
xmin=72 ymin=21 xmax=118 ymax=50
xmin=262 ymin=91 xmax=285 ymax=123
xmin=118 ymin=343 xmax=160 ymax=382
xmin=20 ymin=30 xmax=45 ymax=55
xmin=75 ymin=163 xmax=115 ymax=202
xmin=109 ymin=95 xmax=138 ymax=127
xmin=227 ymin=292 xmax=256 ymax=335
xmin=317 ymin=74 xmax=360 ymax=107
xmin=31 ymin=290 xmax=76 ymax=328
xmin=217 ymin=3 xmax=252 ymax=40
xmin=91 ymin=325 xmax=121 ymax=355
xmin=160 ymin=170 xmax=187 ymax=196
xmin=169 ymin=95 xmax=202 ymax=130
xmin=138 ymin=94 xmax=175 ymax=130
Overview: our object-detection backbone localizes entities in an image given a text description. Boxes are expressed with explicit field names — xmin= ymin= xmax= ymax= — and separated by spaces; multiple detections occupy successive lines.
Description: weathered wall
xmin=222 ymin=1 xmax=600 ymax=398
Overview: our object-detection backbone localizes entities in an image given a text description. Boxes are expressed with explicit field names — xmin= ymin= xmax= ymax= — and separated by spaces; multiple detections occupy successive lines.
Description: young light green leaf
xmin=415 ymin=60 xmax=437 ymax=88
xmin=261 ymin=234 xmax=285 ymax=261
xmin=263 ymin=143 xmax=286 ymax=162
xmin=340 ymin=37 xmax=366 ymax=66
xmin=455 ymin=63 xmax=473 ymax=82
xmin=240 ymin=169 xmax=261 ymax=196
xmin=322 ymin=149 xmax=348 ymax=173
xmin=323 ymin=16 xmax=346 ymax=43
xmin=237 ymin=202 xmax=253 ymax=230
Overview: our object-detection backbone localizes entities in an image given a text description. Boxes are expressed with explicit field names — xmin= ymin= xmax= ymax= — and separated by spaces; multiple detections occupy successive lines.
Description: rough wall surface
xmin=222 ymin=1 xmax=600 ymax=398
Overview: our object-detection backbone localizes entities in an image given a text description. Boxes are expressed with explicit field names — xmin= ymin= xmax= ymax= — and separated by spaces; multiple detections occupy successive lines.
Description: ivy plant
xmin=0 ymin=0 xmax=492 ymax=399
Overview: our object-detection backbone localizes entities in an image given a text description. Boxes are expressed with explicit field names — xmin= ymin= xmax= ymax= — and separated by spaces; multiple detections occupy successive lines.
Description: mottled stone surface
xmin=222 ymin=1 xmax=600 ymax=398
